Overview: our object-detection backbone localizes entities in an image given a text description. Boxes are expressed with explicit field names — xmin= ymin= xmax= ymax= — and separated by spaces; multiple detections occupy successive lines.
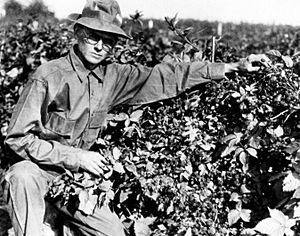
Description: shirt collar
xmin=69 ymin=45 xmax=104 ymax=83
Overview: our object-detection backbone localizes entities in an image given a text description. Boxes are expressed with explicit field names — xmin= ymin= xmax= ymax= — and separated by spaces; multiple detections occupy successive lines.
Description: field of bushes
xmin=2 ymin=6 xmax=300 ymax=236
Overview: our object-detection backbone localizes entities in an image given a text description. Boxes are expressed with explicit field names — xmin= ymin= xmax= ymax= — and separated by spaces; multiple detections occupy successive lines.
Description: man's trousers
xmin=2 ymin=160 xmax=125 ymax=236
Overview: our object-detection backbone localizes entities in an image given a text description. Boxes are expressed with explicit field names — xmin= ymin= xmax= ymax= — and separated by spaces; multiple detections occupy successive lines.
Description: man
xmin=2 ymin=0 xmax=269 ymax=235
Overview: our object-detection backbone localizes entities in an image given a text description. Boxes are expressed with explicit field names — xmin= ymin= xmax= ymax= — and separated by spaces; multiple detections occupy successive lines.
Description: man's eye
xmin=90 ymin=35 xmax=100 ymax=41
xmin=103 ymin=39 xmax=115 ymax=45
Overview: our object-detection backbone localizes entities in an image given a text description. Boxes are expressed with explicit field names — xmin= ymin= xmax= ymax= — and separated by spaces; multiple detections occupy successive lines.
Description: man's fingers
xmin=247 ymin=54 xmax=271 ymax=67
xmin=89 ymin=165 xmax=104 ymax=177
xmin=248 ymin=66 xmax=260 ymax=72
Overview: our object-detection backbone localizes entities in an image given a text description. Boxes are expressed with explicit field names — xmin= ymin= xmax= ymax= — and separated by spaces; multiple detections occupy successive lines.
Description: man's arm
xmin=5 ymin=77 xmax=107 ymax=176
xmin=111 ymin=54 xmax=270 ymax=107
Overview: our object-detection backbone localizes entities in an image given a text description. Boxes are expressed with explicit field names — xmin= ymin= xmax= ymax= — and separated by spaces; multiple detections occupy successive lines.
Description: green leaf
xmin=246 ymin=147 xmax=257 ymax=158
xmin=119 ymin=190 xmax=131 ymax=203
xmin=113 ymin=147 xmax=122 ymax=160
xmin=134 ymin=221 xmax=151 ymax=236
xmin=134 ymin=217 xmax=156 ymax=236
xmin=222 ymin=134 xmax=236 ymax=143
xmin=283 ymin=172 xmax=300 ymax=192
xmin=6 ymin=67 xmax=19 ymax=78
xmin=228 ymin=209 xmax=241 ymax=226
xmin=284 ymin=141 xmax=300 ymax=154
xmin=113 ymin=162 xmax=125 ymax=174
xmin=240 ymin=209 xmax=251 ymax=222
xmin=78 ymin=190 xmax=98 ymax=215
xmin=130 ymin=109 xmax=144 ymax=122
xmin=239 ymin=151 xmax=249 ymax=173
xmin=125 ymin=161 xmax=139 ymax=176
xmin=274 ymin=126 xmax=284 ymax=137
xmin=98 ymin=180 xmax=113 ymax=192
xmin=184 ymin=228 xmax=192 ymax=236
xmin=231 ymin=91 xmax=241 ymax=98
xmin=112 ymin=112 xmax=129 ymax=122
xmin=282 ymin=55 xmax=293 ymax=68
xmin=255 ymin=208 xmax=296 ymax=236
xmin=266 ymin=49 xmax=282 ymax=58
xmin=166 ymin=201 xmax=174 ymax=215
xmin=254 ymin=218 xmax=285 ymax=236
xmin=229 ymin=192 xmax=241 ymax=202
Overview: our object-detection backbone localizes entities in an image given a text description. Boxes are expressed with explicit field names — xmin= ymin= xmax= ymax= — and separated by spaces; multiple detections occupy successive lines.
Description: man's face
xmin=76 ymin=26 xmax=117 ymax=66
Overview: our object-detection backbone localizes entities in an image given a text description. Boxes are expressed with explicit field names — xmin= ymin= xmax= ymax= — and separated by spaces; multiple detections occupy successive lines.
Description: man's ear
xmin=73 ymin=24 xmax=83 ymax=39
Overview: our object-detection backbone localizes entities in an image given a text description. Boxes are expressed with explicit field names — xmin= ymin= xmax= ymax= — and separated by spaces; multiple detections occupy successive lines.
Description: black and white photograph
xmin=0 ymin=0 xmax=299 ymax=235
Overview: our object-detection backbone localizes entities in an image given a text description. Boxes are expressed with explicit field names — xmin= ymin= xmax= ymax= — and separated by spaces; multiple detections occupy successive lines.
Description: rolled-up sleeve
xmin=112 ymin=61 xmax=225 ymax=106
xmin=4 ymin=77 xmax=82 ymax=172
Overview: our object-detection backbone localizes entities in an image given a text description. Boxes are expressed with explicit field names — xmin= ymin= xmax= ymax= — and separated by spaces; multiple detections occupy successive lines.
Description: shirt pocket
xmin=45 ymin=112 xmax=76 ymax=138
xmin=89 ymin=110 xmax=107 ymax=129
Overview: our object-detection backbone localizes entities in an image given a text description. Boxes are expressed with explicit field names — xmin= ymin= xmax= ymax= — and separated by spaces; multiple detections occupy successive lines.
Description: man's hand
xmin=225 ymin=54 xmax=271 ymax=73
xmin=79 ymin=151 xmax=111 ymax=177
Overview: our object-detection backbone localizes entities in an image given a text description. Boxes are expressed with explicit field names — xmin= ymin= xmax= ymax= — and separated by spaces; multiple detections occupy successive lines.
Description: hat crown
xmin=81 ymin=0 xmax=122 ymax=26
xmin=68 ymin=0 xmax=131 ymax=39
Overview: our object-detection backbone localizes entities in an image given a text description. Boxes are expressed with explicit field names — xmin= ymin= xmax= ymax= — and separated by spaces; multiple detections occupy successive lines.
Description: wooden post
xmin=212 ymin=36 xmax=216 ymax=63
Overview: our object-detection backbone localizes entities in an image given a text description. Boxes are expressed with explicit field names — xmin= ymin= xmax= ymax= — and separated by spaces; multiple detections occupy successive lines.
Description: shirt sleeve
xmin=4 ymin=76 xmax=83 ymax=172
xmin=111 ymin=60 xmax=225 ymax=106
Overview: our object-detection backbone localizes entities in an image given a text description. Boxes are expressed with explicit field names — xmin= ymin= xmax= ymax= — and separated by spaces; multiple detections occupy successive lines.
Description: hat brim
xmin=68 ymin=13 xmax=131 ymax=39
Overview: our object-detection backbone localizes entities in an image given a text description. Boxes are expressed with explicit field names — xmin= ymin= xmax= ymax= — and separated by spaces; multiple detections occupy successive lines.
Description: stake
xmin=212 ymin=36 xmax=216 ymax=63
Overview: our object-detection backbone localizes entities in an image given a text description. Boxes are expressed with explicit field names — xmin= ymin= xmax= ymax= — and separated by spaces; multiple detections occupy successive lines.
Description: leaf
xmin=222 ymin=134 xmax=236 ymax=143
xmin=182 ymin=27 xmax=193 ymax=36
xmin=6 ymin=68 xmax=19 ymax=78
xmin=266 ymin=49 xmax=282 ymax=58
xmin=112 ymin=147 xmax=122 ymax=160
xmin=112 ymin=112 xmax=129 ymax=122
xmin=95 ymin=138 xmax=107 ymax=146
xmin=113 ymin=162 xmax=125 ymax=174
xmin=40 ymin=57 xmax=48 ymax=64
xmin=246 ymin=147 xmax=257 ymax=158
xmin=293 ymin=203 xmax=300 ymax=217
xmin=119 ymin=190 xmax=131 ymax=203
xmin=239 ymin=86 xmax=246 ymax=95
xmin=241 ymin=184 xmax=252 ymax=194
xmin=239 ymin=151 xmax=249 ymax=172
xmin=229 ymin=192 xmax=241 ymax=202
xmin=134 ymin=221 xmax=151 ymax=236
xmin=185 ymin=164 xmax=193 ymax=175
xmin=228 ymin=209 xmax=241 ymax=226
xmin=274 ymin=126 xmax=284 ymax=137
xmin=199 ymin=143 xmax=213 ymax=151
xmin=138 ymin=217 xmax=156 ymax=226
xmin=292 ymin=186 xmax=300 ymax=199
xmin=134 ymin=217 xmax=156 ymax=236
xmin=166 ymin=201 xmax=174 ymax=214
xmin=125 ymin=162 xmax=139 ymax=176
xmin=282 ymin=172 xmax=300 ymax=192
xmin=240 ymin=209 xmax=251 ymax=222
xmin=78 ymin=190 xmax=98 ymax=215
xmin=184 ymin=228 xmax=192 ymax=236
xmin=255 ymin=208 xmax=296 ymax=236
xmin=130 ymin=109 xmax=144 ymax=122
xmin=254 ymin=217 xmax=285 ymax=236
xmin=157 ymin=224 xmax=167 ymax=231
xmin=284 ymin=141 xmax=300 ymax=154
xmin=98 ymin=180 xmax=113 ymax=192
xmin=231 ymin=91 xmax=241 ymax=98
xmin=281 ymin=55 xmax=293 ymax=68
xmin=182 ymin=127 xmax=199 ymax=142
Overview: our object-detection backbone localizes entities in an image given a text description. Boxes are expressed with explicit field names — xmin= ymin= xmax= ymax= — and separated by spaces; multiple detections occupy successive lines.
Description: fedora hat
xmin=68 ymin=0 xmax=130 ymax=39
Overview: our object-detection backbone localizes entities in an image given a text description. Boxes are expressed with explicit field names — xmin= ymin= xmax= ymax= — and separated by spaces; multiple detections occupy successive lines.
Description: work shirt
xmin=5 ymin=45 xmax=225 ymax=172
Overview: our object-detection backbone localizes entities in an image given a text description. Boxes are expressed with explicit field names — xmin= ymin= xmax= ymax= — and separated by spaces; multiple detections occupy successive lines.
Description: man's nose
xmin=94 ymin=40 xmax=103 ymax=51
